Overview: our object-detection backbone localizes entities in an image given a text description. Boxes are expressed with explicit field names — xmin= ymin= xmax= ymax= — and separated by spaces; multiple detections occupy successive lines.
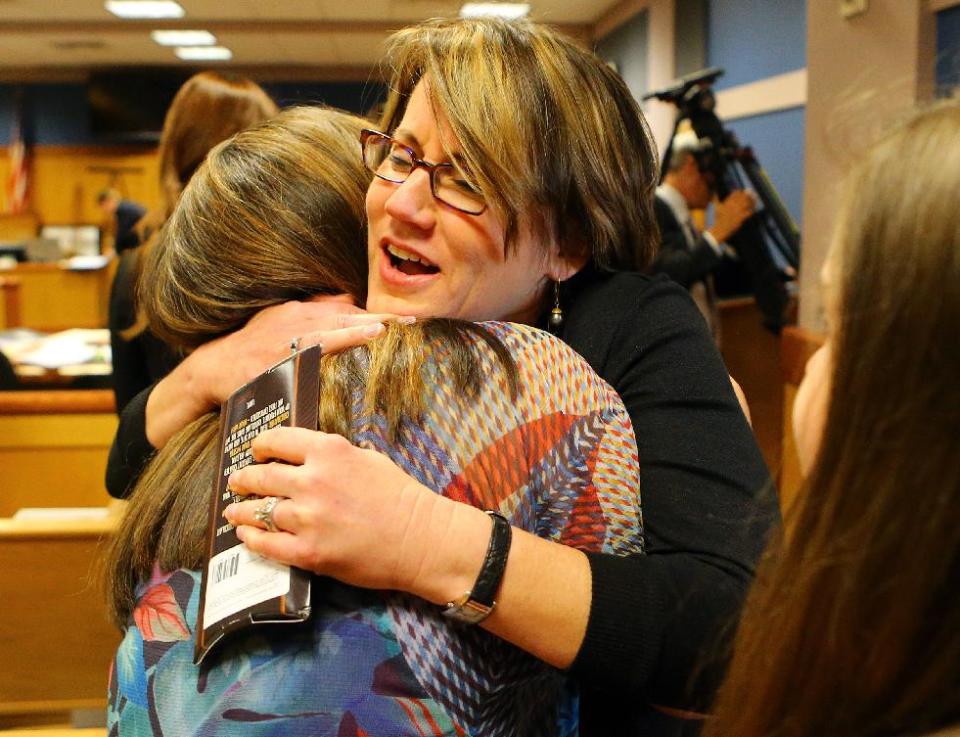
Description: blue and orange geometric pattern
xmin=107 ymin=322 xmax=643 ymax=737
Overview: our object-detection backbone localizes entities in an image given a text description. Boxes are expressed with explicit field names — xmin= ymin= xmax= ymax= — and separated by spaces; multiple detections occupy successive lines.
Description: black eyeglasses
xmin=360 ymin=129 xmax=487 ymax=216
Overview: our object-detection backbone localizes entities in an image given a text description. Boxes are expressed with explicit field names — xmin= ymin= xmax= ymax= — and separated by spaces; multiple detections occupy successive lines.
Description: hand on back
xmin=146 ymin=296 xmax=405 ymax=448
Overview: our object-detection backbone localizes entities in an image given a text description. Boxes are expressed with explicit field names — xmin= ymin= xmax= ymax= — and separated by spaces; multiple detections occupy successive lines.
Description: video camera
xmin=644 ymin=67 xmax=799 ymax=332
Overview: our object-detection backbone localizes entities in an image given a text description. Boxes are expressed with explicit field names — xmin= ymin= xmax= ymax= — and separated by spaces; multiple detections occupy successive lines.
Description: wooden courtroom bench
xmin=6 ymin=261 xmax=115 ymax=332
xmin=0 ymin=513 xmax=120 ymax=724
xmin=0 ymin=277 xmax=22 ymax=329
xmin=779 ymin=326 xmax=826 ymax=515
xmin=0 ymin=390 xmax=116 ymax=517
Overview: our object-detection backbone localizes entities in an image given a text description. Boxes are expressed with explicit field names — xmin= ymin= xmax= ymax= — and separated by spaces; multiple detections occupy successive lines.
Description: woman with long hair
xmin=105 ymin=105 xmax=643 ymax=736
xmin=109 ymin=72 xmax=278 ymax=413
xmin=704 ymin=104 xmax=960 ymax=737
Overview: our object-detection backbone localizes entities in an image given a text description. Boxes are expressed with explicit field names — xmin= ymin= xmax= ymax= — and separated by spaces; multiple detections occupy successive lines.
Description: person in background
xmin=652 ymin=131 xmax=755 ymax=342
xmin=703 ymin=103 xmax=960 ymax=737
xmin=97 ymin=188 xmax=146 ymax=255
xmin=105 ymin=105 xmax=642 ymax=736
xmin=108 ymin=72 xmax=278 ymax=414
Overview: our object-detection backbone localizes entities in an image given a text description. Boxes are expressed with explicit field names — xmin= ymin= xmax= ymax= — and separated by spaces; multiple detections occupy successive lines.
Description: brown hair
xmin=704 ymin=104 xmax=960 ymax=737
xmin=139 ymin=72 xmax=279 ymax=236
xmin=142 ymin=105 xmax=369 ymax=348
xmin=379 ymin=17 xmax=659 ymax=272
xmin=104 ymin=106 xmax=516 ymax=626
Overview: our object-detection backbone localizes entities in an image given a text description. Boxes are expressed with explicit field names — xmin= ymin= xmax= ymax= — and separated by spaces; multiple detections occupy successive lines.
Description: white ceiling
xmin=0 ymin=0 xmax=625 ymax=75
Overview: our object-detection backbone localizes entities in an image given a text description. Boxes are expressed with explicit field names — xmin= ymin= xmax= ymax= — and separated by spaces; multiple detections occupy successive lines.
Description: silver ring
xmin=290 ymin=337 xmax=301 ymax=355
xmin=253 ymin=496 xmax=281 ymax=533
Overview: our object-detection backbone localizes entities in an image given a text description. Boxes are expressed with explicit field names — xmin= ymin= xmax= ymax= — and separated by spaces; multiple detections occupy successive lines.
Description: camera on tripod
xmin=645 ymin=67 xmax=799 ymax=332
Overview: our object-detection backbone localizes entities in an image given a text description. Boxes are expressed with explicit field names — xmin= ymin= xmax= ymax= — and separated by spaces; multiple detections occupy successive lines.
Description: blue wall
xmin=0 ymin=79 xmax=386 ymax=146
xmin=727 ymin=106 xmax=805 ymax=228
xmin=702 ymin=0 xmax=806 ymax=225
xmin=595 ymin=11 xmax=649 ymax=103
xmin=706 ymin=0 xmax=806 ymax=90
xmin=937 ymin=5 xmax=960 ymax=95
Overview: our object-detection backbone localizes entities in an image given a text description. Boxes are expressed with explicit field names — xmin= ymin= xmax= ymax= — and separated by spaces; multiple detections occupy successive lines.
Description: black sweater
xmin=106 ymin=270 xmax=776 ymax=736
xmin=558 ymin=270 xmax=775 ymax=735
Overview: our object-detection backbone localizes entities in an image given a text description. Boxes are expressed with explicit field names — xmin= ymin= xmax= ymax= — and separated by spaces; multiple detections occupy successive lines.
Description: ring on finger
xmin=253 ymin=496 xmax=281 ymax=533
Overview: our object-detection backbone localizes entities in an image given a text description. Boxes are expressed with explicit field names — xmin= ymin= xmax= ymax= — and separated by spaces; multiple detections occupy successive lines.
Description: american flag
xmin=5 ymin=94 xmax=29 ymax=215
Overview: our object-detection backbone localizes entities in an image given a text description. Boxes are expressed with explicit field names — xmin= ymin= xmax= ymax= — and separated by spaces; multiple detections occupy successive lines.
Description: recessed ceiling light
xmin=460 ymin=2 xmax=530 ymax=19
xmin=105 ymin=1 xmax=185 ymax=19
xmin=175 ymin=46 xmax=233 ymax=61
xmin=152 ymin=30 xmax=216 ymax=46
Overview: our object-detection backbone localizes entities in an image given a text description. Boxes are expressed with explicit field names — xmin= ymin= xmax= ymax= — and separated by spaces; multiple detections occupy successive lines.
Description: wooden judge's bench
xmin=7 ymin=261 xmax=115 ymax=332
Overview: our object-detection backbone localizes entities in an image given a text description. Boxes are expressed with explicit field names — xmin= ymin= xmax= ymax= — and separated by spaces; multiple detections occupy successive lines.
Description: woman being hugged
xmin=705 ymin=104 xmax=960 ymax=737
xmin=110 ymin=19 xmax=774 ymax=733
xmin=106 ymin=105 xmax=642 ymax=736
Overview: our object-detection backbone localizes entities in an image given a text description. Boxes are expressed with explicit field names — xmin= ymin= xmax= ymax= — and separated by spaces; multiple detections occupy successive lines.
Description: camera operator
xmin=652 ymin=131 xmax=755 ymax=342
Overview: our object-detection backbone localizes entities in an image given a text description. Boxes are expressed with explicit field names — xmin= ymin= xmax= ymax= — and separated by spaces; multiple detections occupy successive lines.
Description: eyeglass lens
xmin=362 ymin=133 xmax=485 ymax=215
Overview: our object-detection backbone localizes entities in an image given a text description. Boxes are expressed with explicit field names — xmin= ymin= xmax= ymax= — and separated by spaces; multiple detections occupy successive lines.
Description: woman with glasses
xmin=105 ymin=105 xmax=642 ymax=736
xmin=108 ymin=18 xmax=774 ymax=735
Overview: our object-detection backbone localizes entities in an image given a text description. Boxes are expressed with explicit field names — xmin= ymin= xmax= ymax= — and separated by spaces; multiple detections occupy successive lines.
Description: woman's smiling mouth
xmin=384 ymin=242 xmax=441 ymax=277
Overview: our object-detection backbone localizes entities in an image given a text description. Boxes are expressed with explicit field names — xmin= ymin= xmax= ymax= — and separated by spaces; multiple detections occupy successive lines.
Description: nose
xmin=383 ymin=167 xmax=436 ymax=231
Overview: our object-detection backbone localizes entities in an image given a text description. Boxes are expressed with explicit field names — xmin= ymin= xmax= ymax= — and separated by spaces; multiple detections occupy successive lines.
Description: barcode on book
xmin=202 ymin=545 xmax=292 ymax=630
xmin=214 ymin=552 xmax=240 ymax=583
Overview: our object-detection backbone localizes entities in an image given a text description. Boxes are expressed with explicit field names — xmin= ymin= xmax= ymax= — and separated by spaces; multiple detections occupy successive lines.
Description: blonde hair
xmin=105 ymin=106 xmax=517 ymax=625
xmin=705 ymin=103 xmax=960 ymax=737
xmin=379 ymin=17 xmax=659 ymax=271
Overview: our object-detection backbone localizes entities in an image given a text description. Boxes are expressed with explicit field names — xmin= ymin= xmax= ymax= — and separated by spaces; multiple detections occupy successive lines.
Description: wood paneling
xmin=0 ymin=391 xmax=117 ymax=516
xmin=0 ymin=277 xmax=22 ymax=328
xmin=0 ymin=388 xmax=114 ymax=414
xmin=719 ymin=297 xmax=784 ymax=476
xmin=0 ymin=213 xmax=39 ymax=241
xmin=0 ymin=515 xmax=119 ymax=719
xmin=0 ymin=146 xmax=159 ymax=229
xmin=9 ymin=261 xmax=116 ymax=331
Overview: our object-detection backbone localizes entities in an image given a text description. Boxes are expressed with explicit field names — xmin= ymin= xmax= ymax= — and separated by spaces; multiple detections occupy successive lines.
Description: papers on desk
xmin=1 ymin=328 xmax=111 ymax=371
xmin=64 ymin=254 xmax=111 ymax=271
xmin=13 ymin=507 xmax=113 ymax=521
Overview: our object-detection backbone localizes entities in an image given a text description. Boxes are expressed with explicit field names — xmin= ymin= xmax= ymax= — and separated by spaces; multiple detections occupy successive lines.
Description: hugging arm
xmin=105 ymin=298 xmax=399 ymax=498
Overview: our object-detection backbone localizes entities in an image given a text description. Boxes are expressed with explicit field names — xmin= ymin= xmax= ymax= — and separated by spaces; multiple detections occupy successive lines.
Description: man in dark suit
xmin=652 ymin=132 xmax=754 ymax=342
xmin=98 ymin=189 xmax=146 ymax=254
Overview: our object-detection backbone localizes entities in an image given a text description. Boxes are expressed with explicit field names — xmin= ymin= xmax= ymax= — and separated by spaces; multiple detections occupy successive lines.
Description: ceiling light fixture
xmin=152 ymin=30 xmax=217 ymax=46
xmin=105 ymin=1 xmax=185 ymax=19
xmin=175 ymin=46 xmax=233 ymax=61
xmin=459 ymin=2 xmax=530 ymax=19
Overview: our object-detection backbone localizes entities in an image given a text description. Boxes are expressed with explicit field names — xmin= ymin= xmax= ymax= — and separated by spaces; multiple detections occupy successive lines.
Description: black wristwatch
xmin=442 ymin=510 xmax=512 ymax=625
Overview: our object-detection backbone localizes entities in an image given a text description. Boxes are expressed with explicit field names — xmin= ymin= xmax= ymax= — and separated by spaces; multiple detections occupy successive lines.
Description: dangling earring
xmin=548 ymin=280 xmax=564 ymax=333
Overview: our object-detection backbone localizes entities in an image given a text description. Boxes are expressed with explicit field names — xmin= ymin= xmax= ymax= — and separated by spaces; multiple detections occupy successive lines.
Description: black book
xmin=193 ymin=345 xmax=321 ymax=665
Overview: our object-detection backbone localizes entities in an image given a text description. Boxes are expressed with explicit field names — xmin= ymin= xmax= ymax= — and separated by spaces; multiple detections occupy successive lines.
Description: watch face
xmin=443 ymin=597 xmax=495 ymax=625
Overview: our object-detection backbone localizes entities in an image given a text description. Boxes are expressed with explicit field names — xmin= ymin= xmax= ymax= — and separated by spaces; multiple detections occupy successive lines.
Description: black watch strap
xmin=443 ymin=510 xmax=512 ymax=624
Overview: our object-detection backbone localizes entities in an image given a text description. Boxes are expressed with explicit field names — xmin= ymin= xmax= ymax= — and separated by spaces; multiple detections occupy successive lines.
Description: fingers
xmin=225 ymin=495 xmax=298 ymax=532
xmin=241 ymin=426 xmax=331 ymax=466
xmin=234 ymin=525 xmax=303 ymax=568
xmin=229 ymin=457 xmax=304 ymax=496
xmin=336 ymin=312 xmax=414 ymax=329
xmin=297 ymin=323 xmax=380 ymax=355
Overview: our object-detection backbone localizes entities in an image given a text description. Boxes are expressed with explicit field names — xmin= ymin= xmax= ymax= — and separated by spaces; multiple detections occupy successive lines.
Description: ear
xmin=547 ymin=245 xmax=589 ymax=282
